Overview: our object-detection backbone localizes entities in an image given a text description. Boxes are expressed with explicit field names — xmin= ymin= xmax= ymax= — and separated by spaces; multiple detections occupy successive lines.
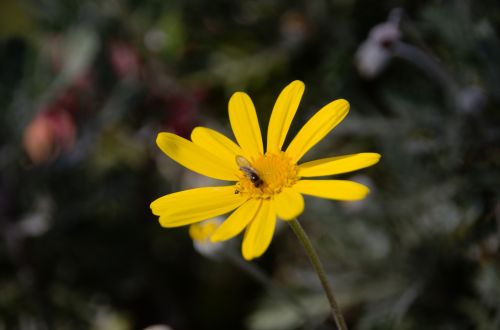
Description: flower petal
xmin=299 ymin=153 xmax=381 ymax=177
xmin=210 ymin=199 xmax=261 ymax=242
xmin=242 ymin=200 xmax=276 ymax=260
xmin=286 ymin=99 xmax=349 ymax=163
xmin=156 ymin=132 xmax=237 ymax=181
xmin=191 ymin=127 xmax=243 ymax=171
xmin=274 ymin=187 xmax=304 ymax=220
xmin=150 ymin=186 xmax=247 ymax=227
xmin=266 ymin=81 xmax=305 ymax=154
xmin=229 ymin=92 xmax=264 ymax=159
xmin=294 ymin=179 xmax=370 ymax=201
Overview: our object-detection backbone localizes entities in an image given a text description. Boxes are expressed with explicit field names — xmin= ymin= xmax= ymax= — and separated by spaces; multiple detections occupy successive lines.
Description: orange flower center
xmin=235 ymin=152 xmax=299 ymax=199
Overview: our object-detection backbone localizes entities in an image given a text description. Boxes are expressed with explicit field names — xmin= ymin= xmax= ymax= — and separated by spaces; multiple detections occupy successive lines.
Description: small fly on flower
xmin=236 ymin=155 xmax=263 ymax=188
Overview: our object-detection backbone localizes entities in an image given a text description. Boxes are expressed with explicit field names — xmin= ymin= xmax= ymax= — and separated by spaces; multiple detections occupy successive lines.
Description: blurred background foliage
xmin=1 ymin=0 xmax=500 ymax=329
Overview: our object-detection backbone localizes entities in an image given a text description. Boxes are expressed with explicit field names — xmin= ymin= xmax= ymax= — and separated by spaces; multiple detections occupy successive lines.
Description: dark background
xmin=1 ymin=0 xmax=499 ymax=329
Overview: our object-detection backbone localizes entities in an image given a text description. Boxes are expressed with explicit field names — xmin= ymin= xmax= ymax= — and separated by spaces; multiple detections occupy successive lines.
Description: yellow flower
xmin=189 ymin=219 xmax=225 ymax=258
xmin=151 ymin=81 xmax=381 ymax=260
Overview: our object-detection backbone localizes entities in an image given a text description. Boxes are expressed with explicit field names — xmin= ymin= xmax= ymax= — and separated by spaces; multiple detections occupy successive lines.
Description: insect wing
xmin=235 ymin=155 xmax=252 ymax=169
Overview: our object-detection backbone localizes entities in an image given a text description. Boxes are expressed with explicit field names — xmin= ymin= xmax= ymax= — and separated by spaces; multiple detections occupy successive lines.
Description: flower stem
xmin=289 ymin=218 xmax=348 ymax=330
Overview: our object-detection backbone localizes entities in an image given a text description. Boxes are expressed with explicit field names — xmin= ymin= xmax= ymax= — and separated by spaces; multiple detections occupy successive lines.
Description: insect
xmin=236 ymin=155 xmax=263 ymax=188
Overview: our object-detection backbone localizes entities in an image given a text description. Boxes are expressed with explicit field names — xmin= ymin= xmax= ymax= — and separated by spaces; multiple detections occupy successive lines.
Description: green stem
xmin=289 ymin=218 xmax=348 ymax=330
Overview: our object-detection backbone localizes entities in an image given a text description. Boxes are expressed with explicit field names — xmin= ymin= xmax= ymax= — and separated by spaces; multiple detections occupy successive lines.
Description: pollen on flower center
xmin=236 ymin=152 xmax=298 ymax=199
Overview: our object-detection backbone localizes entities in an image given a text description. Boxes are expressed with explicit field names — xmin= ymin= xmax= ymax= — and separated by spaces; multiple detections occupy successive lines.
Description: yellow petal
xmin=150 ymin=186 xmax=247 ymax=227
xmin=191 ymin=127 xmax=243 ymax=171
xmin=156 ymin=132 xmax=237 ymax=181
xmin=294 ymin=179 xmax=370 ymax=201
xmin=299 ymin=153 xmax=381 ymax=177
xmin=210 ymin=199 xmax=261 ymax=242
xmin=274 ymin=187 xmax=304 ymax=220
xmin=242 ymin=200 xmax=276 ymax=260
xmin=229 ymin=92 xmax=264 ymax=159
xmin=286 ymin=99 xmax=349 ymax=163
xmin=266 ymin=81 xmax=305 ymax=153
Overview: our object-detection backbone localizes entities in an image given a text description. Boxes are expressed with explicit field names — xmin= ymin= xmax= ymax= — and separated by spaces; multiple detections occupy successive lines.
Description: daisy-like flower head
xmin=151 ymin=81 xmax=381 ymax=260
xmin=189 ymin=218 xmax=225 ymax=259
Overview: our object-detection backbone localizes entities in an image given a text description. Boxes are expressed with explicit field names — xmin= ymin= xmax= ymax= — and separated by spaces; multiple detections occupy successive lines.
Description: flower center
xmin=235 ymin=152 xmax=299 ymax=199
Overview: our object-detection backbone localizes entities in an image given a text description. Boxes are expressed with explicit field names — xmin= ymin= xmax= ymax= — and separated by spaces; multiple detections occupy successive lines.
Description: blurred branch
xmin=391 ymin=41 xmax=460 ymax=100
xmin=222 ymin=249 xmax=314 ymax=329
